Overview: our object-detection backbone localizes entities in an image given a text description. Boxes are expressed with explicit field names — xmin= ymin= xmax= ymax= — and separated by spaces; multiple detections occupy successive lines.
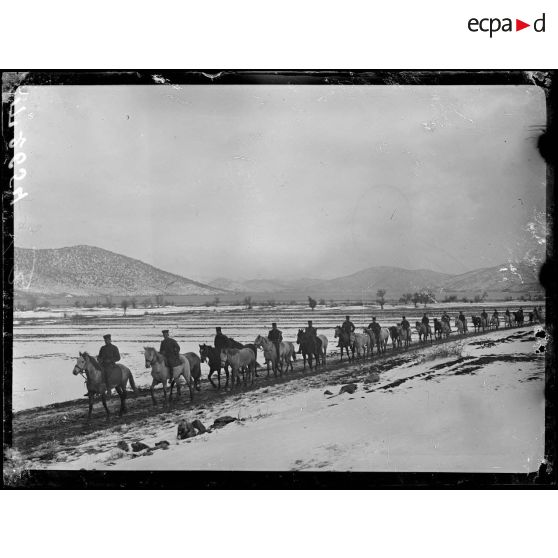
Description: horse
xmin=363 ymin=328 xmax=376 ymax=355
xmin=199 ymin=344 xmax=229 ymax=389
xmin=362 ymin=327 xmax=389 ymax=354
xmin=296 ymin=329 xmax=322 ymax=370
xmin=455 ymin=317 xmax=465 ymax=335
xmin=504 ymin=313 xmax=513 ymax=328
xmin=471 ymin=316 xmax=482 ymax=333
xmin=398 ymin=325 xmax=411 ymax=349
xmin=334 ymin=327 xmax=355 ymax=362
xmin=72 ymin=352 xmax=137 ymax=420
xmin=317 ymin=334 xmax=328 ymax=365
xmin=220 ymin=348 xmax=256 ymax=388
xmin=143 ymin=347 xmax=193 ymax=405
xmin=415 ymin=322 xmax=433 ymax=343
xmin=388 ymin=326 xmax=400 ymax=350
xmin=440 ymin=319 xmax=451 ymax=339
xmin=352 ymin=332 xmax=370 ymax=359
xmin=490 ymin=315 xmax=500 ymax=329
xmin=184 ymin=352 xmax=202 ymax=391
xmin=433 ymin=318 xmax=443 ymax=340
xmin=480 ymin=316 xmax=489 ymax=332
xmin=254 ymin=335 xmax=294 ymax=376
xmin=513 ymin=311 xmax=524 ymax=327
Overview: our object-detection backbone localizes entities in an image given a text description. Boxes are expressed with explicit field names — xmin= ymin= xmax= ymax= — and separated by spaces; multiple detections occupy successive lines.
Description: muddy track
xmin=10 ymin=326 xmax=535 ymax=454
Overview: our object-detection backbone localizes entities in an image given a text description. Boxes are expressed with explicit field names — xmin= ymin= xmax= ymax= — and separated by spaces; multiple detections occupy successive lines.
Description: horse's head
xmin=254 ymin=335 xmax=263 ymax=347
xmin=220 ymin=349 xmax=229 ymax=367
xmin=72 ymin=352 xmax=87 ymax=376
xmin=144 ymin=347 xmax=156 ymax=368
xmin=334 ymin=326 xmax=341 ymax=338
xmin=296 ymin=329 xmax=304 ymax=343
xmin=199 ymin=344 xmax=208 ymax=362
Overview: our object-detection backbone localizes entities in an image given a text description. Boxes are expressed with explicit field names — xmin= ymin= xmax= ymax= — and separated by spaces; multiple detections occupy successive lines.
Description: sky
xmin=14 ymin=83 xmax=546 ymax=282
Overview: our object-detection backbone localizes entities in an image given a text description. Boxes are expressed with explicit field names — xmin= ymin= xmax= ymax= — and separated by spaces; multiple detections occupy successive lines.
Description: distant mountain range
xmin=14 ymin=246 xmax=225 ymax=296
xmin=13 ymin=245 xmax=542 ymax=298
xmin=210 ymin=264 xmax=541 ymax=296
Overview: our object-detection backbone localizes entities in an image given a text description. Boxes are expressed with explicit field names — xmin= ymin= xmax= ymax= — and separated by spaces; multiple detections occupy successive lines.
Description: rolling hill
xmin=305 ymin=266 xmax=453 ymax=295
xmin=441 ymin=263 xmax=541 ymax=293
xmin=14 ymin=245 xmax=227 ymax=296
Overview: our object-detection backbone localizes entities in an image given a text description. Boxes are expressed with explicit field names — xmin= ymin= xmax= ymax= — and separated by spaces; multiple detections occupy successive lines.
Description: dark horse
xmin=471 ymin=316 xmax=482 ymax=333
xmin=334 ymin=326 xmax=355 ymax=362
xmin=296 ymin=329 xmax=323 ymax=370
xmin=200 ymin=337 xmax=258 ymax=389
xmin=73 ymin=352 xmax=137 ymax=420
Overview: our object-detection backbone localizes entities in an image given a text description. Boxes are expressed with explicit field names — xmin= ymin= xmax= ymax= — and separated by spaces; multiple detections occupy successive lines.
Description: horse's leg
xmin=169 ymin=377 xmax=175 ymax=402
xmin=176 ymin=374 xmax=182 ymax=400
xmin=151 ymin=380 xmax=157 ymax=406
xmin=209 ymin=368 xmax=217 ymax=389
xmin=115 ymin=385 xmax=125 ymax=416
xmin=188 ymin=375 xmax=194 ymax=402
xmin=88 ymin=394 xmax=94 ymax=420
xmin=101 ymin=392 xmax=110 ymax=420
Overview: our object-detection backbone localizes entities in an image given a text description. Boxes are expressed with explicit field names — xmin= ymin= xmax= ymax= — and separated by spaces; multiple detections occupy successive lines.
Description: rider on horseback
xmin=481 ymin=309 xmax=488 ymax=322
xmin=160 ymin=329 xmax=181 ymax=370
xmin=338 ymin=316 xmax=355 ymax=347
xmin=299 ymin=320 xmax=317 ymax=353
xmin=96 ymin=334 xmax=120 ymax=395
xmin=458 ymin=311 xmax=467 ymax=331
xmin=401 ymin=316 xmax=410 ymax=331
xmin=268 ymin=323 xmax=283 ymax=369
xmin=214 ymin=326 xmax=228 ymax=352
xmin=441 ymin=311 xmax=450 ymax=324
xmin=368 ymin=317 xmax=381 ymax=345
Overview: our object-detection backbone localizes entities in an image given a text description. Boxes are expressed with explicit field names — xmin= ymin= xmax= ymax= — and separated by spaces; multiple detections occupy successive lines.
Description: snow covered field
xmin=28 ymin=326 xmax=545 ymax=473
xmin=12 ymin=302 xmax=533 ymax=411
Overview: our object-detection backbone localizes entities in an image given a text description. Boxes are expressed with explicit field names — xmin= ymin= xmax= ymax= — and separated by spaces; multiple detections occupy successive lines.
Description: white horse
xmin=317 ymin=334 xmax=328 ymax=365
xmin=143 ymin=347 xmax=193 ymax=405
xmin=220 ymin=348 xmax=256 ymax=388
xmin=254 ymin=335 xmax=295 ymax=375
xmin=440 ymin=320 xmax=451 ymax=339
xmin=454 ymin=317 xmax=465 ymax=335
xmin=397 ymin=326 xmax=412 ymax=349
xmin=363 ymin=328 xmax=376 ymax=355
xmin=363 ymin=327 xmax=389 ymax=354
xmin=353 ymin=332 xmax=370 ymax=359
xmin=72 ymin=352 xmax=137 ymax=420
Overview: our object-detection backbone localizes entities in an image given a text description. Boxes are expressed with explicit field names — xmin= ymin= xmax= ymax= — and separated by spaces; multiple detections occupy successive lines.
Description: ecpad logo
xmin=468 ymin=13 xmax=546 ymax=37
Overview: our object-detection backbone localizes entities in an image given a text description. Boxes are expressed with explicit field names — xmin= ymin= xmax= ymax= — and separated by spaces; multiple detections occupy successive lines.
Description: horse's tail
xmin=128 ymin=371 xmax=137 ymax=393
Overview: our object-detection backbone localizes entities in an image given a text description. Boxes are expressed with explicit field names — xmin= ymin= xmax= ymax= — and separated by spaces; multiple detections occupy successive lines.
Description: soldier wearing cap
xmin=98 ymin=333 xmax=121 ymax=389
xmin=305 ymin=320 xmax=317 ymax=337
xmin=368 ymin=316 xmax=381 ymax=333
xmin=401 ymin=316 xmax=410 ymax=331
xmin=214 ymin=326 xmax=228 ymax=352
xmin=338 ymin=315 xmax=355 ymax=347
xmin=159 ymin=329 xmax=181 ymax=369
xmin=267 ymin=323 xmax=283 ymax=368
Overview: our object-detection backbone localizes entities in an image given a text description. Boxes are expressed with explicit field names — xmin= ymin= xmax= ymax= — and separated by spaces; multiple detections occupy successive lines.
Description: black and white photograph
xmin=3 ymin=71 xmax=553 ymax=485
